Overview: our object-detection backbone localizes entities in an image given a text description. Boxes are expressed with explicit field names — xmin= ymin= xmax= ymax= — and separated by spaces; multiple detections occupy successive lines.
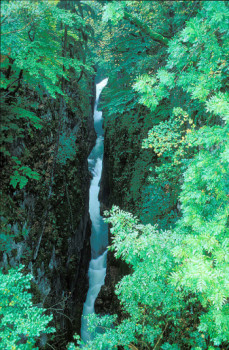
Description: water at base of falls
xmin=81 ymin=78 xmax=108 ymax=343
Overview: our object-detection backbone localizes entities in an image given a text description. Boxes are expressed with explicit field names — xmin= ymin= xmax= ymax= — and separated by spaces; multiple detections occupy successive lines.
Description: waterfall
xmin=81 ymin=78 xmax=108 ymax=343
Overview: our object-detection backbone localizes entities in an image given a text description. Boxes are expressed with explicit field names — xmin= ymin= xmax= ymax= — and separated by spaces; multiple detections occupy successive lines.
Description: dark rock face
xmin=95 ymin=115 xmax=132 ymax=320
xmin=98 ymin=135 xmax=110 ymax=215
xmin=94 ymin=227 xmax=129 ymax=317
xmin=94 ymin=262 xmax=120 ymax=316
xmin=0 ymin=75 xmax=97 ymax=348
xmin=95 ymin=136 xmax=126 ymax=318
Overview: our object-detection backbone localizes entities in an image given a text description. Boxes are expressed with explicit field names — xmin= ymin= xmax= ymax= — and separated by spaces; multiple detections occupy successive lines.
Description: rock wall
xmin=95 ymin=131 xmax=129 ymax=319
xmin=0 ymin=75 xmax=97 ymax=348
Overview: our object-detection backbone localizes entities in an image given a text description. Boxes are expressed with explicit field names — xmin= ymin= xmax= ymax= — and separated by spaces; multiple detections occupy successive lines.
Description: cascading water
xmin=81 ymin=78 xmax=109 ymax=343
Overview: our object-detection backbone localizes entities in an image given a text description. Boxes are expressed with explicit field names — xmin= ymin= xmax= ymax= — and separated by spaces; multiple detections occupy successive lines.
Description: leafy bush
xmin=0 ymin=266 xmax=55 ymax=349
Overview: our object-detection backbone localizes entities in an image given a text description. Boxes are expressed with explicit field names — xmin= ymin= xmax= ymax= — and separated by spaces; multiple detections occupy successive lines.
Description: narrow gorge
xmin=1 ymin=1 xmax=228 ymax=350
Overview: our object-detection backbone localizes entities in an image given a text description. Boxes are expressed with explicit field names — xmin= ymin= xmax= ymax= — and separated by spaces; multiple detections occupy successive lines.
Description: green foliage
xmin=10 ymin=157 xmax=40 ymax=189
xmin=56 ymin=131 xmax=77 ymax=165
xmin=0 ymin=266 xmax=55 ymax=349
xmin=80 ymin=201 xmax=228 ymax=348
xmin=170 ymin=123 xmax=229 ymax=345
xmin=79 ymin=1 xmax=229 ymax=349
xmin=102 ymin=2 xmax=126 ymax=24
xmin=1 ymin=1 xmax=89 ymax=98
xmin=135 ymin=3 xmax=229 ymax=113
xmin=206 ymin=92 xmax=229 ymax=121
xmin=1 ymin=1 xmax=97 ymax=348
xmin=80 ymin=207 xmax=225 ymax=349
xmin=0 ymin=0 xmax=93 ymax=190
xmin=141 ymin=182 xmax=179 ymax=229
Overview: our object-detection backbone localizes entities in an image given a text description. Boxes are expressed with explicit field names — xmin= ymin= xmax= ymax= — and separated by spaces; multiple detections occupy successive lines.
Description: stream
xmin=81 ymin=78 xmax=109 ymax=343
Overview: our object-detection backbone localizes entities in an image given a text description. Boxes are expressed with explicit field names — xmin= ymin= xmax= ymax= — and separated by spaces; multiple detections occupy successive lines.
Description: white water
xmin=81 ymin=78 xmax=108 ymax=343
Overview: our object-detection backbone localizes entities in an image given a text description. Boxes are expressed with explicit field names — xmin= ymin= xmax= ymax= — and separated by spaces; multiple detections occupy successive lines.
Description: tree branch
xmin=123 ymin=11 xmax=169 ymax=46
xmin=153 ymin=323 xmax=168 ymax=350
xmin=1 ymin=19 xmax=33 ymax=36
xmin=1 ymin=14 xmax=10 ymax=25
